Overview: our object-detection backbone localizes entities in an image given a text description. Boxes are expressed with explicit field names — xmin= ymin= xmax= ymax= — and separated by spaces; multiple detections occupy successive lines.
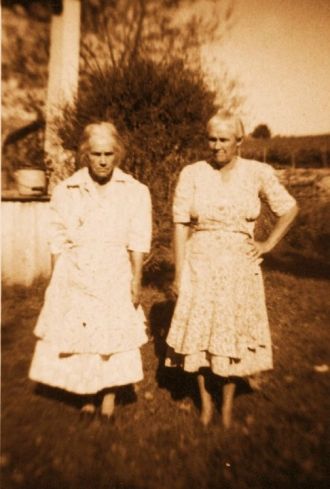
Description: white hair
xmin=79 ymin=121 xmax=125 ymax=164
xmin=207 ymin=110 xmax=245 ymax=141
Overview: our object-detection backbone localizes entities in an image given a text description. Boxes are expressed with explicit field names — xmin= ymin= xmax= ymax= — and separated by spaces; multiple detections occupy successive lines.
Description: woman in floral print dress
xmin=29 ymin=122 xmax=152 ymax=422
xmin=166 ymin=110 xmax=298 ymax=428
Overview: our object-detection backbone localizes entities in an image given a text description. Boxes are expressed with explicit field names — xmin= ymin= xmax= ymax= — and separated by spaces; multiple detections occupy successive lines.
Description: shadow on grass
xmin=34 ymin=383 xmax=137 ymax=411
xmin=264 ymin=251 xmax=330 ymax=280
xmin=148 ymin=299 xmax=254 ymax=411
xmin=148 ymin=298 xmax=198 ymax=405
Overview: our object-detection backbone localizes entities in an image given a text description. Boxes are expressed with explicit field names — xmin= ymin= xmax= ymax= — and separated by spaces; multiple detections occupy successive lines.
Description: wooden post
xmin=44 ymin=0 xmax=81 ymax=191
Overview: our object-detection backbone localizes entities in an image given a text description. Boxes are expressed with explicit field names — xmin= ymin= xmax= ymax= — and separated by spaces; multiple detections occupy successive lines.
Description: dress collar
xmin=203 ymin=157 xmax=242 ymax=173
xmin=112 ymin=167 xmax=134 ymax=182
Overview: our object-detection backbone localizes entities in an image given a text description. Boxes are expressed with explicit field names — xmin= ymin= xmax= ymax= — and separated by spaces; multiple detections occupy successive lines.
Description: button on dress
xmin=29 ymin=167 xmax=152 ymax=394
xmin=166 ymin=159 xmax=296 ymax=377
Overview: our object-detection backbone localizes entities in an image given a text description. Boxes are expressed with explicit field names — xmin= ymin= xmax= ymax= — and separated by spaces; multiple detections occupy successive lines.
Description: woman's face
xmin=87 ymin=132 xmax=118 ymax=184
xmin=207 ymin=120 xmax=240 ymax=167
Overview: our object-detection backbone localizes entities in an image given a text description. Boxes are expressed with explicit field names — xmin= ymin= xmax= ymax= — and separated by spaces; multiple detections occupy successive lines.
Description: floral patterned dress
xmin=29 ymin=167 xmax=152 ymax=394
xmin=166 ymin=158 xmax=296 ymax=377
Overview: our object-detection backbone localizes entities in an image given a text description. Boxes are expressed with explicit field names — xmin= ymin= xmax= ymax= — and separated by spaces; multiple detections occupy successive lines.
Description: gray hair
xmin=79 ymin=121 xmax=125 ymax=166
xmin=207 ymin=110 xmax=245 ymax=142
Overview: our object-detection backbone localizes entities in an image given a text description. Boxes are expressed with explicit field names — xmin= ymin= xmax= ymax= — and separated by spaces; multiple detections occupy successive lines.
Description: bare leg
xmin=101 ymin=390 xmax=116 ymax=418
xmin=248 ymin=374 xmax=263 ymax=391
xmin=81 ymin=395 xmax=96 ymax=414
xmin=222 ymin=380 xmax=236 ymax=430
xmin=197 ymin=373 xmax=213 ymax=426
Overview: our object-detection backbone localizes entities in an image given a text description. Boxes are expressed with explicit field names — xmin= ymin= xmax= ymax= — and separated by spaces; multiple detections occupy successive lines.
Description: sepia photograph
xmin=1 ymin=1 xmax=330 ymax=488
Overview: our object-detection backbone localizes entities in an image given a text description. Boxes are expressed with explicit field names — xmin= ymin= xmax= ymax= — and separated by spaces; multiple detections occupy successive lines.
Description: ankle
xmin=101 ymin=392 xmax=116 ymax=416
xmin=81 ymin=403 xmax=96 ymax=413
xmin=222 ymin=409 xmax=232 ymax=430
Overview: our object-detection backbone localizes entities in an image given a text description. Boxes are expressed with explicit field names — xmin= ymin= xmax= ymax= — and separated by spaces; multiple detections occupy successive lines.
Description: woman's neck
xmin=90 ymin=176 xmax=112 ymax=198
xmin=208 ymin=156 xmax=238 ymax=173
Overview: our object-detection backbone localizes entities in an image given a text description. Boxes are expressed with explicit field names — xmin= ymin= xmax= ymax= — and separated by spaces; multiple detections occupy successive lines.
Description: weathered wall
xmin=2 ymin=201 xmax=52 ymax=286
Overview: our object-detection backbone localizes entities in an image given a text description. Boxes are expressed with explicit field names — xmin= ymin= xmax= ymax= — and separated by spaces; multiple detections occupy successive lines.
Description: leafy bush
xmin=58 ymin=58 xmax=215 ymax=168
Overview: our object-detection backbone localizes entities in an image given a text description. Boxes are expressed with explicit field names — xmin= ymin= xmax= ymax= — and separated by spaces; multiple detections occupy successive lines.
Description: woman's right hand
xmin=131 ymin=279 xmax=141 ymax=308
xmin=171 ymin=223 xmax=189 ymax=298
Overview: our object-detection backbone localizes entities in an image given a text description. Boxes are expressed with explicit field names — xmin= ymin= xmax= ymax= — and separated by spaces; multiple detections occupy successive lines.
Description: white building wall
xmin=2 ymin=201 xmax=52 ymax=286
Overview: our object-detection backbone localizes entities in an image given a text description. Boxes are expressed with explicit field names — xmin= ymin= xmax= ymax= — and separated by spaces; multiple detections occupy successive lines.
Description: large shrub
xmin=59 ymin=59 xmax=215 ymax=163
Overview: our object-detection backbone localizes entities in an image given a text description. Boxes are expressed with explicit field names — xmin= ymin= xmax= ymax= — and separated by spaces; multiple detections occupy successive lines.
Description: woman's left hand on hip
xmin=247 ymin=239 xmax=271 ymax=261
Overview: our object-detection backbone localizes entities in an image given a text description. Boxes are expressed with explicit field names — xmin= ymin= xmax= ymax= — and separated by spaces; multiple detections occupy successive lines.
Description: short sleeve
xmin=128 ymin=185 xmax=152 ymax=253
xmin=259 ymin=164 xmax=296 ymax=217
xmin=172 ymin=166 xmax=194 ymax=223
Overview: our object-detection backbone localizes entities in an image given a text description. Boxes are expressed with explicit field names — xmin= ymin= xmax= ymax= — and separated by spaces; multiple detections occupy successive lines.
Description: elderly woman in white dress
xmin=29 ymin=121 xmax=152 ymax=422
xmin=166 ymin=110 xmax=298 ymax=428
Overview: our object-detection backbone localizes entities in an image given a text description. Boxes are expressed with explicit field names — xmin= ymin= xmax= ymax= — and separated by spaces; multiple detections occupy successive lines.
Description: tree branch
xmin=129 ymin=0 xmax=146 ymax=63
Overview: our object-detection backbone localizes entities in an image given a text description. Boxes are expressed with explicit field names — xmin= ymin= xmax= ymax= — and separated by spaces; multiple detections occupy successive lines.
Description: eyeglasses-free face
xmin=87 ymin=134 xmax=118 ymax=183
xmin=207 ymin=120 xmax=242 ymax=167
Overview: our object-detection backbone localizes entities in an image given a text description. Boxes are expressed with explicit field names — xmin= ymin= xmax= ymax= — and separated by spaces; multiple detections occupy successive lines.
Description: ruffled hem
xmin=29 ymin=340 xmax=144 ymax=394
xmin=165 ymin=346 xmax=273 ymax=377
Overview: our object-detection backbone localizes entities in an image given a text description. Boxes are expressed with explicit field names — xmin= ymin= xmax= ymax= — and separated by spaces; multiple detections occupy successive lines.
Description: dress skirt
xmin=29 ymin=341 xmax=144 ymax=395
xmin=29 ymin=242 xmax=148 ymax=394
xmin=166 ymin=229 xmax=273 ymax=377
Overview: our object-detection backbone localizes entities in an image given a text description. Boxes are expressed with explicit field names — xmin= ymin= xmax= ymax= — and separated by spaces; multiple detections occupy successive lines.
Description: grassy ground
xmin=1 ymin=248 xmax=330 ymax=489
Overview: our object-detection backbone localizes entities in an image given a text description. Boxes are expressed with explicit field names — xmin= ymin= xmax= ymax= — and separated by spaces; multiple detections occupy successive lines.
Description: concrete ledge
xmin=1 ymin=190 xmax=51 ymax=202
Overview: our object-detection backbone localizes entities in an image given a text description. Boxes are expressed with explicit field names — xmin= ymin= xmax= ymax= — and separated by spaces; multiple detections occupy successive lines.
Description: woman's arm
xmin=48 ymin=184 xmax=74 ymax=257
xmin=129 ymin=250 xmax=145 ymax=307
xmin=127 ymin=185 xmax=152 ymax=307
xmin=173 ymin=223 xmax=190 ymax=293
xmin=248 ymin=203 xmax=299 ymax=260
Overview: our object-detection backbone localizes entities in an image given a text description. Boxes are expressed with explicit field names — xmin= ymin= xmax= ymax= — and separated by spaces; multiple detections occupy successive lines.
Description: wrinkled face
xmin=87 ymin=132 xmax=117 ymax=183
xmin=207 ymin=120 xmax=241 ymax=166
